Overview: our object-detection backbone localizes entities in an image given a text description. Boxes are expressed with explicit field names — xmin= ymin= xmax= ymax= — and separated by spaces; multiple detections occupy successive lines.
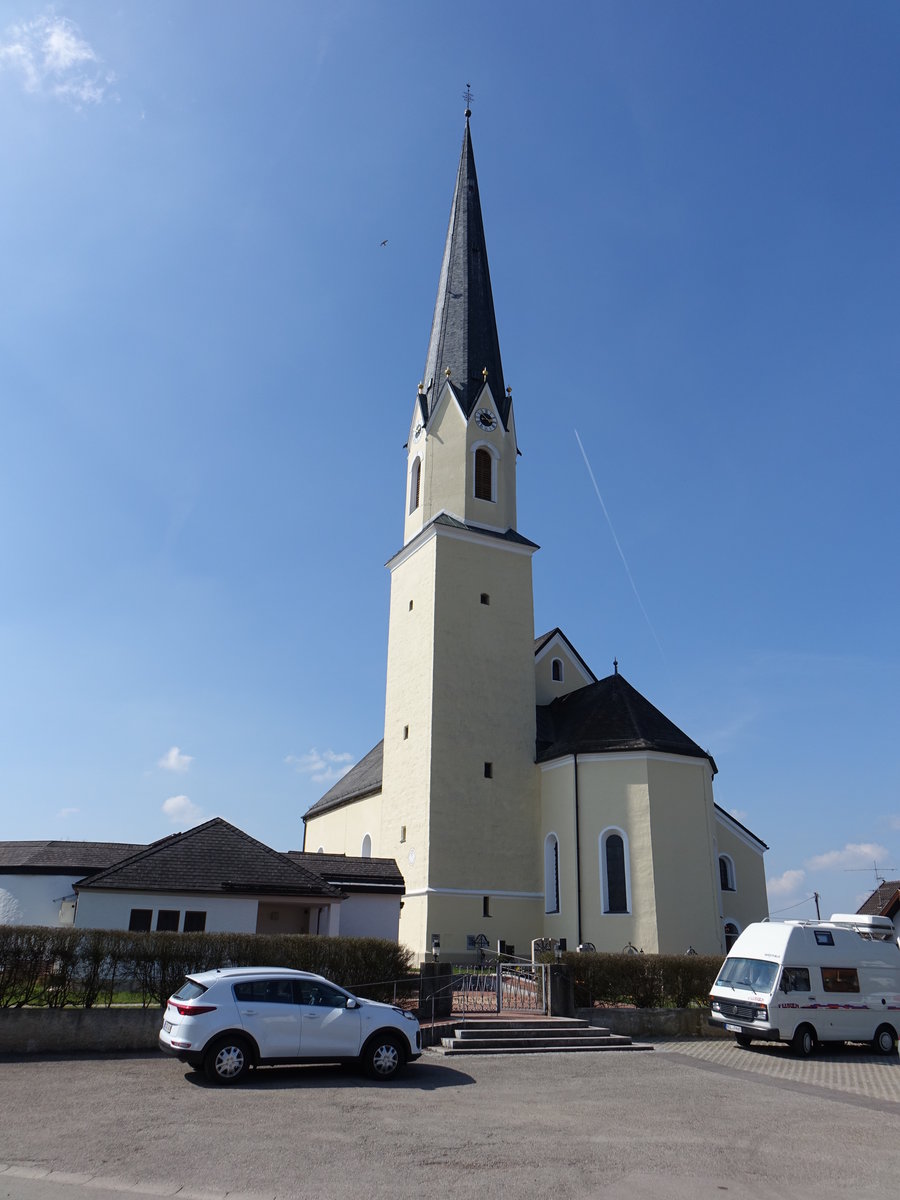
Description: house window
xmin=156 ymin=910 xmax=179 ymax=932
xmin=400 ymin=826 xmax=406 ymax=843
xmin=409 ymin=457 xmax=421 ymax=513
xmin=484 ymin=762 xmax=493 ymax=779
xmin=128 ymin=908 xmax=152 ymax=932
xmin=544 ymin=833 xmax=560 ymax=914
xmin=361 ymin=834 xmax=372 ymax=858
xmin=474 ymin=447 xmax=493 ymax=501
xmin=719 ymin=855 xmax=736 ymax=892
xmin=483 ymin=895 xmax=491 ymax=918
xmin=409 ymin=600 xmax=414 ymax=611
xmin=724 ymin=921 xmax=740 ymax=951
xmin=183 ymin=911 xmax=207 ymax=933
xmin=600 ymin=828 xmax=630 ymax=914
xmin=480 ymin=593 xmax=490 ymax=605
xmin=403 ymin=725 xmax=409 ymax=740
xmin=551 ymin=658 xmax=564 ymax=683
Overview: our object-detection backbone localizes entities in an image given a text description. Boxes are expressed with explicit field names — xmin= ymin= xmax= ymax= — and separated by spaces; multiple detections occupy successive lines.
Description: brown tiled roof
xmin=74 ymin=818 xmax=341 ymax=898
xmin=0 ymin=840 xmax=145 ymax=874
xmin=286 ymin=852 xmax=404 ymax=893
xmin=857 ymin=881 xmax=900 ymax=918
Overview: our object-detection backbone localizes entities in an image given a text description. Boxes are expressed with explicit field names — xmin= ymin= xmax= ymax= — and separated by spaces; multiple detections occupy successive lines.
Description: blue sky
xmin=1 ymin=2 xmax=898 ymax=921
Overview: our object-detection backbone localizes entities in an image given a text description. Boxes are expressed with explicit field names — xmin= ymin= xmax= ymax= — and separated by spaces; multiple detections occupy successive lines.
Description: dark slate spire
xmin=422 ymin=116 xmax=509 ymax=426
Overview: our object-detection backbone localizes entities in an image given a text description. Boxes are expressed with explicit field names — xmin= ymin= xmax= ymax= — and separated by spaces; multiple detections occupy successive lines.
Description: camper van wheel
xmin=872 ymin=1024 xmax=897 ymax=1056
xmin=791 ymin=1024 xmax=816 ymax=1058
xmin=735 ymin=1034 xmax=753 ymax=1048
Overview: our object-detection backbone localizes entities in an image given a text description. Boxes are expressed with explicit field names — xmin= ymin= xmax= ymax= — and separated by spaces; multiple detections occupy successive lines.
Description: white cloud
xmin=56 ymin=806 xmax=79 ymax=819
xmin=728 ymin=808 xmax=748 ymax=823
xmin=805 ymin=842 xmax=889 ymax=872
xmin=158 ymin=746 xmax=193 ymax=773
xmin=286 ymin=748 xmax=354 ymax=784
xmin=766 ymin=868 xmax=806 ymax=898
xmin=162 ymin=794 xmax=203 ymax=825
xmin=0 ymin=12 xmax=115 ymax=107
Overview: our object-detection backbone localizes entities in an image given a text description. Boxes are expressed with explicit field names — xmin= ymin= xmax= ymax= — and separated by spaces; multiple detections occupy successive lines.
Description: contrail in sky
xmin=574 ymin=429 xmax=666 ymax=662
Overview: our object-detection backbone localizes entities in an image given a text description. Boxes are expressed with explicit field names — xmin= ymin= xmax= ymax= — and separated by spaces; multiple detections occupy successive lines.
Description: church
xmin=303 ymin=112 xmax=769 ymax=962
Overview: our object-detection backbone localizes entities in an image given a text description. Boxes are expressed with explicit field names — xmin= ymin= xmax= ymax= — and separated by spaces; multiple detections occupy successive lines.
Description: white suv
xmin=158 ymin=967 xmax=422 ymax=1084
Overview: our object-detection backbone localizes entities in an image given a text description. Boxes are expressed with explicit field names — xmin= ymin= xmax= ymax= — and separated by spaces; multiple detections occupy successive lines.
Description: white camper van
xmin=708 ymin=914 xmax=900 ymax=1056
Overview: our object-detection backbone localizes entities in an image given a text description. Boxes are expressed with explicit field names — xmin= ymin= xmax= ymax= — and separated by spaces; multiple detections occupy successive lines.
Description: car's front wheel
xmin=791 ymin=1023 xmax=816 ymax=1058
xmin=204 ymin=1035 xmax=252 ymax=1084
xmin=362 ymin=1035 xmax=404 ymax=1081
xmin=735 ymin=1034 xmax=753 ymax=1048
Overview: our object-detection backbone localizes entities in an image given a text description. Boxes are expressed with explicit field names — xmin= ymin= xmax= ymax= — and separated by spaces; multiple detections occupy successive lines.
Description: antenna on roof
xmin=843 ymin=860 xmax=897 ymax=884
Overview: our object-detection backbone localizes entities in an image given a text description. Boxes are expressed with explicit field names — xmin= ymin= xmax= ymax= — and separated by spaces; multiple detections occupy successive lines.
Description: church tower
xmin=381 ymin=112 xmax=542 ymax=958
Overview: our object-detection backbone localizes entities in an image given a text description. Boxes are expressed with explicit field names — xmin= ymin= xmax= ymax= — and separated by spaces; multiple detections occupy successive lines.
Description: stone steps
xmin=435 ymin=1017 xmax=652 ymax=1056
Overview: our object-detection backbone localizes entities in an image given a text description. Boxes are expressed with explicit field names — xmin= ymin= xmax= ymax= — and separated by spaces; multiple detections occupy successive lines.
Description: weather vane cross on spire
xmin=463 ymin=83 xmax=474 ymax=116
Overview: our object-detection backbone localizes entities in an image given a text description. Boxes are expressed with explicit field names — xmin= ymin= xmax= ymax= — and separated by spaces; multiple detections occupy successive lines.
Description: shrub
xmin=0 ymin=926 xmax=414 ymax=1008
xmin=564 ymin=951 xmax=721 ymax=1009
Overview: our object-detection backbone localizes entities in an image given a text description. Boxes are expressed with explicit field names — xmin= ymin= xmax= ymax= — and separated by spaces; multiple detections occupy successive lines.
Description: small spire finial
xmin=463 ymin=83 xmax=473 ymax=119
xmin=613 ymin=658 xmax=619 ymax=675
xmin=444 ymin=367 xmax=452 ymax=378
xmin=482 ymin=366 xmax=488 ymax=380
xmin=506 ymin=385 xmax=512 ymax=396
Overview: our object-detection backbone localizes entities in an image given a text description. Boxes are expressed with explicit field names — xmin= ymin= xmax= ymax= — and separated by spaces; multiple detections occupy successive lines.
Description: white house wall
xmin=0 ymin=874 xmax=79 ymax=926
xmin=338 ymin=893 xmax=401 ymax=940
xmin=75 ymin=891 xmax=262 ymax=933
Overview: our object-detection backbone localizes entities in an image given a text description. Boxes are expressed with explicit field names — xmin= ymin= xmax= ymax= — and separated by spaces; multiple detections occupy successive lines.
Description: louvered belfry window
xmin=474 ymin=448 xmax=492 ymax=500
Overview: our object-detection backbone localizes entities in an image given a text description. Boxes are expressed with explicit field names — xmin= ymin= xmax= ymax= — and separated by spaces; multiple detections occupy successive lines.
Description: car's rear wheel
xmin=204 ymin=1035 xmax=251 ymax=1084
xmin=791 ymin=1023 xmax=816 ymax=1058
xmin=872 ymin=1024 xmax=897 ymax=1055
xmin=362 ymin=1035 xmax=404 ymax=1081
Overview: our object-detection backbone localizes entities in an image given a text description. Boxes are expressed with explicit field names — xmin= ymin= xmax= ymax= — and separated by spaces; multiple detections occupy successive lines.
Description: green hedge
xmin=0 ymin=926 xmax=414 ymax=1009
xmin=563 ymin=950 xmax=722 ymax=1008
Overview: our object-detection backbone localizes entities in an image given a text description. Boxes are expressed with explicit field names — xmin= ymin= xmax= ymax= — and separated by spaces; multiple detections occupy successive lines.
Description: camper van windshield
xmin=715 ymin=957 xmax=778 ymax=993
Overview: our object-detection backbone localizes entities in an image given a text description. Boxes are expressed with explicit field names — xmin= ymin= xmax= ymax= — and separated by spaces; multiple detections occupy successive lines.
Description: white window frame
xmin=361 ymin=833 xmax=372 ymax=858
xmin=471 ymin=441 xmax=498 ymax=503
xmin=599 ymin=826 xmax=632 ymax=915
xmin=718 ymin=853 xmax=736 ymax=892
xmin=544 ymin=832 xmax=560 ymax=914
xmin=409 ymin=456 xmax=422 ymax=514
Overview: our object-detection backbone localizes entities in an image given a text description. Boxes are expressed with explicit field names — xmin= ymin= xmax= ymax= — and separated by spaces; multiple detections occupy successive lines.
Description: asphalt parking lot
xmin=1 ymin=1041 xmax=899 ymax=1200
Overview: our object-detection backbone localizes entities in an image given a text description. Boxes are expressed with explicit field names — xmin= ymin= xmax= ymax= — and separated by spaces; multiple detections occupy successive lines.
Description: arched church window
xmin=474 ymin=447 xmax=493 ymax=501
xmin=409 ymin=457 xmax=421 ymax=513
xmin=724 ymin=920 xmax=740 ymax=951
xmin=551 ymin=658 xmax=564 ymax=683
xmin=361 ymin=834 xmax=372 ymax=858
xmin=544 ymin=833 xmax=560 ymax=914
xmin=719 ymin=855 xmax=736 ymax=892
xmin=600 ymin=828 xmax=630 ymax=914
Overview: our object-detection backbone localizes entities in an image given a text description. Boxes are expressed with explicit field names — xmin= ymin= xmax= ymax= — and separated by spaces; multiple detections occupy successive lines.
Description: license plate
xmin=163 ymin=1020 xmax=173 ymax=1033
xmin=725 ymin=1023 xmax=741 ymax=1033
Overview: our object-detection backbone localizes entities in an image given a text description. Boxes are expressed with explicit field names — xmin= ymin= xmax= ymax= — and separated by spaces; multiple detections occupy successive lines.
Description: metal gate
xmin=451 ymin=953 xmax=547 ymax=1014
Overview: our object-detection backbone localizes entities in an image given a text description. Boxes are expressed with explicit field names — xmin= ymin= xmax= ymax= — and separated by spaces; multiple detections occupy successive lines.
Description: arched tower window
xmin=724 ymin=920 xmax=740 ymax=951
xmin=544 ymin=833 xmax=560 ymax=914
xmin=551 ymin=658 xmax=564 ymax=682
xmin=409 ymin=457 xmax=421 ymax=514
xmin=600 ymin=828 xmax=631 ymax=914
xmin=719 ymin=855 xmax=736 ymax=892
xmin=361 ymin=834 xmax=372 ymax=858
xmin=474 ymin=447 xmax=493 ymax=501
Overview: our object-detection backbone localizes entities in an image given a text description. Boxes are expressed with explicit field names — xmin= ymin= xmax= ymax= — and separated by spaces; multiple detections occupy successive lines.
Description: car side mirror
xmin=346 ymin=997 xmax=359 ymax=1009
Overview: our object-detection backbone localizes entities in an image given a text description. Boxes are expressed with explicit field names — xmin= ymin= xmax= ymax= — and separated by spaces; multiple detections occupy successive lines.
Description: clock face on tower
xmin=475 ymin=408 xmax=497 ymax=432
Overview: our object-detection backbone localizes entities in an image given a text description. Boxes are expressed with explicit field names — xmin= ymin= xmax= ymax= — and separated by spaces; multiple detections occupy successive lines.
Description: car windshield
xmin=715 ymin=957 xmax=778 ymax=993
